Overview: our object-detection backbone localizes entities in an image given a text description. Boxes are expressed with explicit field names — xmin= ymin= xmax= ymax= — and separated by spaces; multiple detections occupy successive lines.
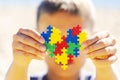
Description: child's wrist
xmin=92 ymin=59 xmax=113 ymax=68
xmin=95 ymin=63 xmax=112 ymax=69
xmin=12 ymin=59 xmax=30 ymax=68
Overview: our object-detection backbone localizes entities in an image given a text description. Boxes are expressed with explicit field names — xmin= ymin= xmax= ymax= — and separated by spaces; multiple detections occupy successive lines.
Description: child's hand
xmin=82 ymin=31 xmax=117 ymax=67
xmin=12 ymin=28 xmax=46 ymax=66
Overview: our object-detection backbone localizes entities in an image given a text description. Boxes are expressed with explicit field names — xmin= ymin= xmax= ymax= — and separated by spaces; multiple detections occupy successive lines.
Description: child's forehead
xmin=39 ymin=11 xmax=85 ymax=27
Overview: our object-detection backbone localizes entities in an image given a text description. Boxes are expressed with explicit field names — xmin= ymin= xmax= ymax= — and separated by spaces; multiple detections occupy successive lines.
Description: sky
xmin=0 ymin=0 xmax=120 ymax=9
xmin=93 ymin=0 xmax=120 ymax=8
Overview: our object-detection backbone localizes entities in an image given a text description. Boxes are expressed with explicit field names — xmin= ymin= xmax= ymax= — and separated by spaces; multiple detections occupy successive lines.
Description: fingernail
xmin=108 ymin=56 xmax=116 ymax=61
xmin=40 ymin=45 xmax=46 ymax=52
xmin=40 ymin=37 xmax=45 ymax=43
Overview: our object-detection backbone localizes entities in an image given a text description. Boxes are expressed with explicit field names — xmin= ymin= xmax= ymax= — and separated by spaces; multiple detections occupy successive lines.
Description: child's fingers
xmin=13 ymin=49 xmax=44 ymax=60
xmin=93 ymin=55 xmax=117 ymax=67
xmin=82 ymin=31 xmax=110 ymax=48
xmin=19 ymin=28 xmax=45 ymax=44
xmin=84 ymin=37 xmax=116 ymax=54
xmin=13 ymin=41 xmax=45 ymax=57
xmin=88 ymin=46 xmax=117 ymax=59
xmin=13 ymin=33 xmax=46 ymax=52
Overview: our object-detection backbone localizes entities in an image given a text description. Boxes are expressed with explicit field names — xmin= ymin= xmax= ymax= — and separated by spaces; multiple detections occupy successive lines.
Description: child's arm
xmin=93 ymin=55 xmax=118 ymax=80
xmin=5 ymin=28 xmax=46 ymax=80
xmin=96 ymin=65 xmax=117 ymax=80
xmin=82 ymin=31 xmax=118 ymax=80
xmin=5 ymin=61 xmax=29 ymax=80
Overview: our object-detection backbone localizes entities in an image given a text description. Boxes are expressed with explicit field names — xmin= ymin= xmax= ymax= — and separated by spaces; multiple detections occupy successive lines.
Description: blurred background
xmin=0 ymin=0 xmax=120 ymax=80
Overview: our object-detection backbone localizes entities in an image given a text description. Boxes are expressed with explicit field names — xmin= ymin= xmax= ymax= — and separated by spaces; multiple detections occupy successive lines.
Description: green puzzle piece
xmin=44 ymin=42 xmax=56 ymax=57
xmin=49 ymin=52 xmax=55 ymax=58
xmin=67 ymin=42 xmax=81 ymax=55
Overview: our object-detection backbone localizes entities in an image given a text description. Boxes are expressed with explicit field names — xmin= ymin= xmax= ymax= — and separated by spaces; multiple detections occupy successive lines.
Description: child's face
xmin=37 ymin=11 xmax=87 ymax=76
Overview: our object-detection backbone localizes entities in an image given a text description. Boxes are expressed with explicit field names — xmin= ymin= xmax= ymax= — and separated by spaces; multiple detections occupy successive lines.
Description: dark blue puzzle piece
xmin=66 ymin=29 xmax=79 ymax=44
xmin=41 ymin=25 xmax=53 ymax=43
xmin=74 ymin=48 xmax=80 ymax=57
xmin=67 ymin=29 xmax=72 ymax=35
xmin=66 ymin=35 xmax=79 ymax=44
xmin=41 ymin=32 xmax=50 ymax=43
xmin=47 ymin=25 xmax=53 ymax=31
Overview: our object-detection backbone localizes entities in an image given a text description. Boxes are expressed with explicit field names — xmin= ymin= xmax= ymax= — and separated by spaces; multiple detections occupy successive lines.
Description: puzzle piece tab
xmin=68 ymin=54 xmax=74 ymax=64
xmin=74 ymin=48 xmax=80 ymax=57
xmin=78 ymin=30 xmax=88 ymax=44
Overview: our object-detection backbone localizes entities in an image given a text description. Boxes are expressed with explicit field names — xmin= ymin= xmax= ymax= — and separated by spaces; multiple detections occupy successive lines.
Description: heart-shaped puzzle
xmin=41 ymin=25 xmax=88 ymax=70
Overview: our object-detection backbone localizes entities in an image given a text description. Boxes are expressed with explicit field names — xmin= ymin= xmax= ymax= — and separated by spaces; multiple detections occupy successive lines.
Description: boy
xmin=6 ymin=0 xmax=118 ymax=80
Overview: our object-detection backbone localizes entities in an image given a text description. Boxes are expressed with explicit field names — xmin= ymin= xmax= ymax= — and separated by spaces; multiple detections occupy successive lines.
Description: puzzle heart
xmin=40 ymin=25 xmax=88 ymax=70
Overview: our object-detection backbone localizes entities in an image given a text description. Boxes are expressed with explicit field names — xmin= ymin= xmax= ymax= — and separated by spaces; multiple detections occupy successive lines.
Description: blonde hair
xmin=38 ymin=0 xmax=96 ymax=30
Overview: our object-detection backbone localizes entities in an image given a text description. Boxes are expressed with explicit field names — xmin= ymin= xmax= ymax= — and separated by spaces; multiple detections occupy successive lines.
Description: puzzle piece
xmin=41 ymin=25 xmax=52 ymax=43
xmin=61 ymin=64 xmax=68 ymax=70
xmin=67 ymin=42 xmax=80 ymax=55
xmin=74 ymin=48 xmax=80 ymax=57
xmin=57 ymin=36 xmax=68 ymax=49
xmin=78 ymin=30 xmax=88 ymax=44
xmin=55 ymin=48 xmax=69 ymax=70
xmin=61 ymin=48 xmax=69 ymax=63
xmin=44 ymin=42 xmax=56 ymax=52
xmin=44 ymin=42 xmax=56 ymax=57
xmin=41 ymin=25 xmax=88 ymax=70
xmin=47 ymin=25 xmax=53 ymax=30
xmin=66 ymin=29 xmax=79 ymax=44
xmin=78 ymin=30 xmax=88 ymax=50
xmin=49 ymin=53 xmax=55 ymax=58
xmin=54 ymin=36 xmax=68 ymax=55
xmin=68 ymin=54 xmax=74 ymax=64
xmin=72 ymin=25 xmax=82 ymax=36
xmin=49 ymin=27 xmax=62 ymax=45
xmin=55 ymin=54 xmax=62 ymax=64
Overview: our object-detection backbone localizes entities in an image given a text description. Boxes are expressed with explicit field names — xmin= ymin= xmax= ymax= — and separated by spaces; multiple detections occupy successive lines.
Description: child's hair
xmin=37 ymin=0 xmax=95 ymax=29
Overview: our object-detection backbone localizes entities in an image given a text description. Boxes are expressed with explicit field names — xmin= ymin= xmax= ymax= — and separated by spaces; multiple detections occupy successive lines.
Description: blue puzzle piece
xmin=66 ymin=29 xmax=79 ymax=44
xmin=67 ymin=29 xmax=72 ymax=35
xmin=47 ymin=25 xmax=53 ymax=31
xmin=41 ymin=25 xmax=53 ymax=43
xmin=74 ymin=48 xmax=80 ymax=57
xmin=41 ymin=32 xmax=50 ymax=43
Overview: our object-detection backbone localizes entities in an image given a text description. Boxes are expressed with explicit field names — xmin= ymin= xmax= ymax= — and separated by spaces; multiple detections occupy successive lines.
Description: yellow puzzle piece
xmin=55 ymin=48 xmax=69 ymax=70
xmin=49 ymin=27 xmax=62 ymax=45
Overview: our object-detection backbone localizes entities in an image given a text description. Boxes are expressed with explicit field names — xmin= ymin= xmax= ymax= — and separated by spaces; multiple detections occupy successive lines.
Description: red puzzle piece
xmin=72 ymin=25 xmax=82 ymax=36
xmin=54 ymin=36 xmax=68 ymax=55
xmin=68 ymin=54 xmax=74 ymax=64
